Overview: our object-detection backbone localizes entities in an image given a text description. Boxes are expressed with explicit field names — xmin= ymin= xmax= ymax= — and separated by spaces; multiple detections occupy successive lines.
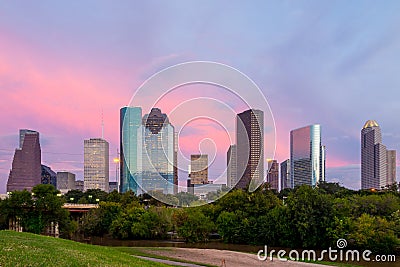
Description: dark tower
xmin=7 ymin=130 xmax=42 ymax=192
xmin=235 ymin=109 xmax=264 ymax=190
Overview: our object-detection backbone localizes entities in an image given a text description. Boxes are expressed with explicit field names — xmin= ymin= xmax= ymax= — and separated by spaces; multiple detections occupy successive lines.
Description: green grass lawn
xmin=0 ymin=230 xmax=169 ymax=267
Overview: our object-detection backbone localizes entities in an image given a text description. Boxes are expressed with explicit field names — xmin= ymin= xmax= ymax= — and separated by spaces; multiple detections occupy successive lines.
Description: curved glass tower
xmin=290 ymin=124 xmax=325 ymax=188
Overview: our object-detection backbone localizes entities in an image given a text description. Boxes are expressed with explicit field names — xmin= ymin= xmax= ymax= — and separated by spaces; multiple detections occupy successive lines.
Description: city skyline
xmin=1 ymin=1 xmax=400 ymax=192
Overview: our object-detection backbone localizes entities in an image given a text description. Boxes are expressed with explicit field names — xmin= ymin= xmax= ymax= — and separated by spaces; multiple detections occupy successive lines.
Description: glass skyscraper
xmin=120 ymin=107 xmax=176 ymax=195
xmin=141 ymin=108 xmax=175 ymax=195
xmin=290 ymin=124 xmax=325 ymax=188
xmin=120 ymin=106 xmax=143 ymax=193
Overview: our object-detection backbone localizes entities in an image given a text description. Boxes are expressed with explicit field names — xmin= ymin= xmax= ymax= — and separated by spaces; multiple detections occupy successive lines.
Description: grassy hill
xmin=0 ymin=231 xmax=168 ymax=267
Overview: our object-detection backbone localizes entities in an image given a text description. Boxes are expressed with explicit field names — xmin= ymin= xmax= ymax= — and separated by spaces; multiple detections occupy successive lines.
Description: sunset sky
xmin=0 ymin=1 xmax=399 ymax=193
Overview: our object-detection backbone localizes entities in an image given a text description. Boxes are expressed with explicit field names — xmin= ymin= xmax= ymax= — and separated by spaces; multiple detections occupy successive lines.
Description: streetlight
xmin=113 ymin=155 xmax=120 ymax=192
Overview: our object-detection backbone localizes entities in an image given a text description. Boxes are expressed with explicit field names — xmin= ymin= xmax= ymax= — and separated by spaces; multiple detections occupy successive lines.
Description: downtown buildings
xmin=290 ymin=124 xmax=326 ymax=188
xmin=7 ymin=130 xmax=42 ymax=192
xmin=226 ymin=144 xmax=237 ymax=188
xmin=120 ymin=107 xmax=177 ymax=195
xmin=84 ymin=138 xmax=109 ymax=192
xmin=235 ymin=109 xmax=264 ymax=189
xmin=361 ymin=120 xmax=397 ymax=189
xmin=267 ymin=159 xmax=279 ymax=190
xmin=189 ymin=154 xmax=209 ymax=185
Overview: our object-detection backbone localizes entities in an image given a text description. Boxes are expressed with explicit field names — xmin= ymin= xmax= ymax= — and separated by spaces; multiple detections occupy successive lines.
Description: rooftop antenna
xmin=101 ymin=108 xmax=104 ymax=139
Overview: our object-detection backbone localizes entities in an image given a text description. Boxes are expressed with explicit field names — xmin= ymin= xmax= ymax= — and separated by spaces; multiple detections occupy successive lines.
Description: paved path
xmin=133 ymin=255 xmax=205 ymax=267
xmin=136 ymin=248 xmax=333 ymax=267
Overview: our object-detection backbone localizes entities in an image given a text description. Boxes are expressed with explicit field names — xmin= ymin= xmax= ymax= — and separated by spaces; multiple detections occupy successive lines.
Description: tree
xmin=349 ymin=213 xmax=399 ymax=254
xmin=175 ymin=192 xmax=199 ymax=207
xmin=81 ymin=201 xmax=122 ymax=237
xmin=173 ymin=208 xmax=214 ymax=242
xmin=84 ymin=189 xmax=108 ymax=203
xmin=286 ymin=185 xmax=334 ymax=248
xmin=29 ymin=184 xmax=71 ymax=236
xmin=65 ymin=190 xmax=84 ymax=203
xmin=107 ymin=190 xmax=122 ymax=203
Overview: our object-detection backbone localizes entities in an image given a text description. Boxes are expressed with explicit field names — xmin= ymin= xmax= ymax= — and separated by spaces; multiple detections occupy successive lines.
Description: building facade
xmin=84 ymin=138 xmax=109 ymax=192
xmin=109 ymin=181 xmax=118 ymax=192
xmin=190 ymin=154 xmax=208 ymax=185
xmin=57 ymin=172 xmax=76 ymax=193
xmin=75 ymin=180 xmax=84 ymax=191
xmin=141 ymin=108 xmax=175 ymax=195
xmin=280 ymin=159 xmax=290 ymax=190
xmin=226 ymin=144 xmax=237 ymax=188
xmin=7 ymin=130 xmax=42 ymax=192
xmin=290 ymin=124 xmax=325 ymax=188
xmin=236 ymin=109 xmax=264 ymax=190
xmin=267 ymin=159 xmax=279 ymax=190
xmin=387 ymin=150 xmax=397 ymax=186
xmin=120 ymin=106 xmax=143 ymax=193
xmin=361 ymin=120 xmax=397 ymax=189
xmin=41 ymin=165 xmax=57 ymax=188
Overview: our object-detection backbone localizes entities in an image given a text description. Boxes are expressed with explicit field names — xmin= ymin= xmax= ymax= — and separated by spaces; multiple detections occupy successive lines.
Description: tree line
xmin=0 ymin=182 xmax=399 ymax=254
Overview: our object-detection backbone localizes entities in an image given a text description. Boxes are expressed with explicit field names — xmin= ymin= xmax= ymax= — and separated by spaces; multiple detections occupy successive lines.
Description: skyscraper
xmin=57 ymin=172 xmax=76 ymax=193
xmin=226 ymin=144 xmax=237 ymax=188
xmin=173 ymin=131 xmax=178 ymax=194
xmin=190 ymin=154 xmax=208 ymax=185
xmin=84 ymin=138 xmax=109 ymax=192
xmin=280 ymin=159 xmax=290 ymax=190
xmin=236 ymin=109 xmax=264 ymax=190
xmin=141 ymin=108 xmax=175 ymax=195
xmin=387 ymin=150 xmax=397 ymax=186
xmin=7 ymin=130 xmax=42 ymax=192
xmin=41 ymin=165 xmax=57 ymax=188
xmin=290 ymin=124 xmax=325 ymax=188
xmin=120 ymin=106 xmax=143 ymax=193
xmin=267 ymin=159 xmax=279 ymax=190
xmin=361 ymin=120 xmax=396 ymax=189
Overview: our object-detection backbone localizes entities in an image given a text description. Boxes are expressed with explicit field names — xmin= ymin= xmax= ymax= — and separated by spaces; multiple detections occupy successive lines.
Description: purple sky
xmin=0 ymin=1 xmax=399 ymax=193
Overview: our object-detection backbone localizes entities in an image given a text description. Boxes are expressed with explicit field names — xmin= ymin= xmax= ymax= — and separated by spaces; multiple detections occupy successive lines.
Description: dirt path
xmin=138 ymin=247 xmax=332 ymax=267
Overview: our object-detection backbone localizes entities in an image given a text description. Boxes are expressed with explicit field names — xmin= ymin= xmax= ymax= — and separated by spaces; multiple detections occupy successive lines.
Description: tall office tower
xmin=57 ymin=172 xmax=76 ymax=193
xmin=120 ymin=106 xmax=143 ymax=193
xmin=84 ymin=138 xmax=109 ymax=192
xmin=361 ymin=120 xmax=392 ymax=189
xmin=141 ymin=108 xmax=175 ymax=195
xmin=190 ymin=154 xmax=208 ymax=184
xmin=236 ymin=109 xmax=264 ymax=190
xmin=173 ymin=131 xmax=178 ymax=194
xmin=290 ymin=124 xmax=325 ymax=188
xmin=387 ymin=150 xmax=397 ymax=186
xmin=280 ymin=159 xmax=290 ymax=190
xmin=267 ymin=159 xmax=279 ymax=190
xmin=41 ymin=165 xmax=57 ymax=188
xmin=226 ymin=144 xmax=237 ymax=188
xmin=7 ymin=130 xmax=41 ymax=192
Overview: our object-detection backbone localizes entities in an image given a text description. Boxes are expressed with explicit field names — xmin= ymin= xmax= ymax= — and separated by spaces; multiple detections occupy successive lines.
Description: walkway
xmin=133 ymin=255 xmax=205 ymax=267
